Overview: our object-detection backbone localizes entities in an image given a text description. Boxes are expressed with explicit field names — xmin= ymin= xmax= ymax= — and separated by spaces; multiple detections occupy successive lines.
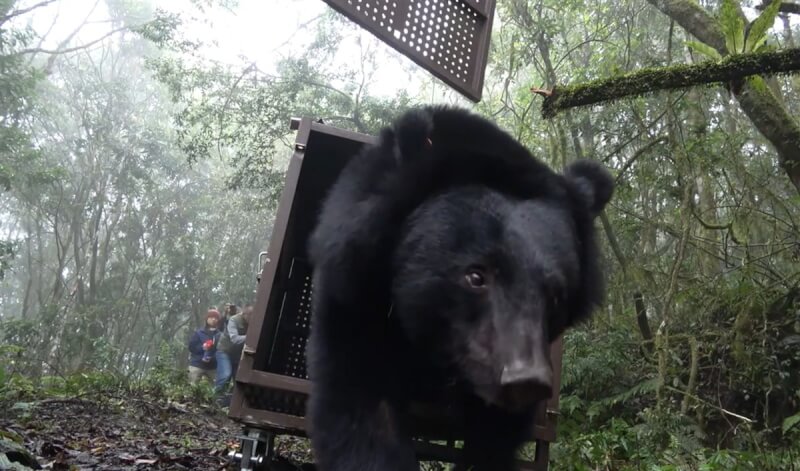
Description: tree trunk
xmin=634 ymin=291 xmax=653 ymax=352
xmin=88 ymin=194 xmax=104 ymax=304
xmin=22 ymin=223 xmax=34 ymax=318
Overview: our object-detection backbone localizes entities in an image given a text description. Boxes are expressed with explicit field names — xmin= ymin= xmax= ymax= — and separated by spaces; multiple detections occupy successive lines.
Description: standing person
xmin=222 ymin=303 xmax=236 ymax=332
xmin=215 ymin=304 xmax=253 ymax=402
xmin=187 ymin=309 xmax=222 ymax=384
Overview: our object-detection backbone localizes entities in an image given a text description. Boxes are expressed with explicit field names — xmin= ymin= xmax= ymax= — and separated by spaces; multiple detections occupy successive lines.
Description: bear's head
xmin=391 ymin=159 xmax=613 ymax=411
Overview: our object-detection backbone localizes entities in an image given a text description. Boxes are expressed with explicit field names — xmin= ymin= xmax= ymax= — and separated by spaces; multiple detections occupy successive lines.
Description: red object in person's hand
xmin=202 ymin=339 xmax=213 ymax=350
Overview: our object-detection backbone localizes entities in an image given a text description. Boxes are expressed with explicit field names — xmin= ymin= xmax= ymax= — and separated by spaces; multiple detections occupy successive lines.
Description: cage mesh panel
xmin=265 ymin=258 xmax=313 ymax=380
xmin=321 ymin=0 xmax=494 ymax=101
xmin=241 ymin=384 xmax=308 ymax=417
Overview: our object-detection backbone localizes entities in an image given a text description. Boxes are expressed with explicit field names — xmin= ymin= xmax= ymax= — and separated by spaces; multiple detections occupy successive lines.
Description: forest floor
xmin=0 ymin=389 xmax=314 ymax=470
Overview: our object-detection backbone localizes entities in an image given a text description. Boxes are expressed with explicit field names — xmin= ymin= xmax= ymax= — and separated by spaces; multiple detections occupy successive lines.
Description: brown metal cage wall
xmin=229 ymin=117 xmax=562 ymax=469
xmin=321 ymin=0 xmax=496 ymax=102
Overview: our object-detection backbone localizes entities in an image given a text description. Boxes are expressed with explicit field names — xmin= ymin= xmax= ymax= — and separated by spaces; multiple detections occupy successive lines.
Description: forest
xmin=0 ymin=0 xmax=799 ymax=469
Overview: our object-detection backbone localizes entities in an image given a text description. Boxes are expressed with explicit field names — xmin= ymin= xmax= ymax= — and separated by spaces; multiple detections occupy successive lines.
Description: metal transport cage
xmin=319 ymin=0 xmax=497 ymax=102
xmin=228 ymin=117 xmax=564 ymax=470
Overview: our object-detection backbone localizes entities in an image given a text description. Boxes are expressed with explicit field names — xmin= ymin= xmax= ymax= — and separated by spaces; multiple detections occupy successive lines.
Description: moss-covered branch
xmin=757 ymin=1 xmax=800 ymax=16
xmin=538 ymin=48 xmax=800 ymax=119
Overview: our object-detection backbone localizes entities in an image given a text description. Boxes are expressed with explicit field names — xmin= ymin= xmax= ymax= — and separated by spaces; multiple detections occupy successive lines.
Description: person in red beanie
xmin=187 ymin=308 xmax=222 ymax=384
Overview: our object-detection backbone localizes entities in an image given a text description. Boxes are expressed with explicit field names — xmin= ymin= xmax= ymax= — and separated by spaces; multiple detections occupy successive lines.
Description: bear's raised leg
xmin=308 ymin=393 xmax=418 ymax=471
xmin=307 ymin=290 xmax=418 ymax=471
xmin=455 ymin=400 xmax=536 ymax=471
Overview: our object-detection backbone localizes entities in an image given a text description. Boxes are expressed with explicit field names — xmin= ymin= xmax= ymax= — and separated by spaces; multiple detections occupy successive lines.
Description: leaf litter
xmin=0 ymin=392 xmax=314 ymax=470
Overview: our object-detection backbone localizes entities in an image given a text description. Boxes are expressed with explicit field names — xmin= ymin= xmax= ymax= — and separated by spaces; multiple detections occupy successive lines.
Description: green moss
xmin=540 ymin=47 xmax=800 ymax=118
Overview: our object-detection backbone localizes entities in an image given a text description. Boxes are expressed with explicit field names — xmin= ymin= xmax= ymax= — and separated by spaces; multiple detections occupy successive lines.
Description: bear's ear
xmin=391 ymin=108 xmax=434 ymax=162
xmin=564 ymin=160 xmax=614 ymax=217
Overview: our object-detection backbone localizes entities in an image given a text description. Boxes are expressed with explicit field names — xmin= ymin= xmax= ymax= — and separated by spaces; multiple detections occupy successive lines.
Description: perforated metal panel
xmin=265 ymin=257 xmax=314 ymax=380
xmin=321 ymin=0 xmax=495 ymax=101
xmin=241 ymin=383 xmax=308 ymax=417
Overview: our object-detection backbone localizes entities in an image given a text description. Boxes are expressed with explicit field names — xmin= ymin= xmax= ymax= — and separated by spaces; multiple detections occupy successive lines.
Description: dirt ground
xmin=0 ymin=392 xmax=314 ymax=470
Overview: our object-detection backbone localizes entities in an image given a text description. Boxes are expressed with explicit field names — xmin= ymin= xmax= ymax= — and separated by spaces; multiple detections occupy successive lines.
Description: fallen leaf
xmin=117 ymin=452 xmax=136 ymax=462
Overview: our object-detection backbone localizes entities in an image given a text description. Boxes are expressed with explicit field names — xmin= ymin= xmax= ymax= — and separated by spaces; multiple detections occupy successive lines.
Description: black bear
xmin=306 ymin=106 xmax=613 ymax=471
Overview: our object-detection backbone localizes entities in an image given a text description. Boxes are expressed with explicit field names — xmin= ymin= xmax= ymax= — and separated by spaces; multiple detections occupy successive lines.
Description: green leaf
xmin=598 ymin=378 xmax=659 ymax=408
xmin=745 ymin=0 xmax=781 ymax=52
xmin=748 ymin=35 xmax=769 ymax=53
xmin=719 ymin=0 xmax=745 ymax=53
xmin=782 ymin=413 xmax=800 ymax=434
xmin=746 ymin=76 xmax=771 ymax=96
xmin=685 ymin=41 xmax=722 ymax=61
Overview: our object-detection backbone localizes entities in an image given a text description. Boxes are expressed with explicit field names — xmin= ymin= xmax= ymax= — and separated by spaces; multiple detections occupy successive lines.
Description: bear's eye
xmin=464 ymin=267 xmax=488 ymax=289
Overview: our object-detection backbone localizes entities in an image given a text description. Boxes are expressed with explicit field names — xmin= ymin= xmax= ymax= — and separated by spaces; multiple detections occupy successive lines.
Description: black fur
xmin=306 ymin=106 xmax=613 ymax=471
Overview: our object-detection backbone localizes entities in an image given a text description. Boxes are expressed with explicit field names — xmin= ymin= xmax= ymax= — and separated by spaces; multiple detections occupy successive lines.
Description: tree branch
xmin=615 ymin=136 xmax=668 ymax=184
xmin=15 ymin=25 xmax=129 ymax=57
xmin=648 ymin=0 xmax=726 ymax=51
xmin=1 ymin=0 xmax=58 ymax=27
xmin=757 ymin=1 xmax=800 ymax=15
xmin=539 ymin=48 xmax=800 ymax=119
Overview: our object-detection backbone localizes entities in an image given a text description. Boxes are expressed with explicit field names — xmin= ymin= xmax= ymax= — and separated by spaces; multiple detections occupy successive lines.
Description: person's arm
xmin=188 ymin=331 xmax=203 ymax=355
xmin=227 ymin=318 xmax=246 ymax=345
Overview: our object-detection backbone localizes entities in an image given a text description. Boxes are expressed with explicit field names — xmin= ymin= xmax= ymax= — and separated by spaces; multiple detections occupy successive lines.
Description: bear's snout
xmin=492 ymin=309 xmax=553 ymax=409
xmin=498 ymin=359 xmax=553 ymax=410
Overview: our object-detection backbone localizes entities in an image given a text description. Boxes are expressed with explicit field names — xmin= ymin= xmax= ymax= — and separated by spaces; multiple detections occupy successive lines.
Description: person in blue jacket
xmin=187 ymin=309 xmax=222 ymax=384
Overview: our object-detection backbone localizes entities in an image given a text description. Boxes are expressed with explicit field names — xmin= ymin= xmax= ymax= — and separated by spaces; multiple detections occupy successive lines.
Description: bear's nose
xmin=499 ymin=362 xmax=553 ymax=409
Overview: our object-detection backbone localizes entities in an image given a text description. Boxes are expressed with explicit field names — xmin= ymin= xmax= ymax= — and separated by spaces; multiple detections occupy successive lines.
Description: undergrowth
xmin=0 ymin=342 xmax=216 ymax=409
xmin=547 ymin=283 xmax=800 ymax=470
